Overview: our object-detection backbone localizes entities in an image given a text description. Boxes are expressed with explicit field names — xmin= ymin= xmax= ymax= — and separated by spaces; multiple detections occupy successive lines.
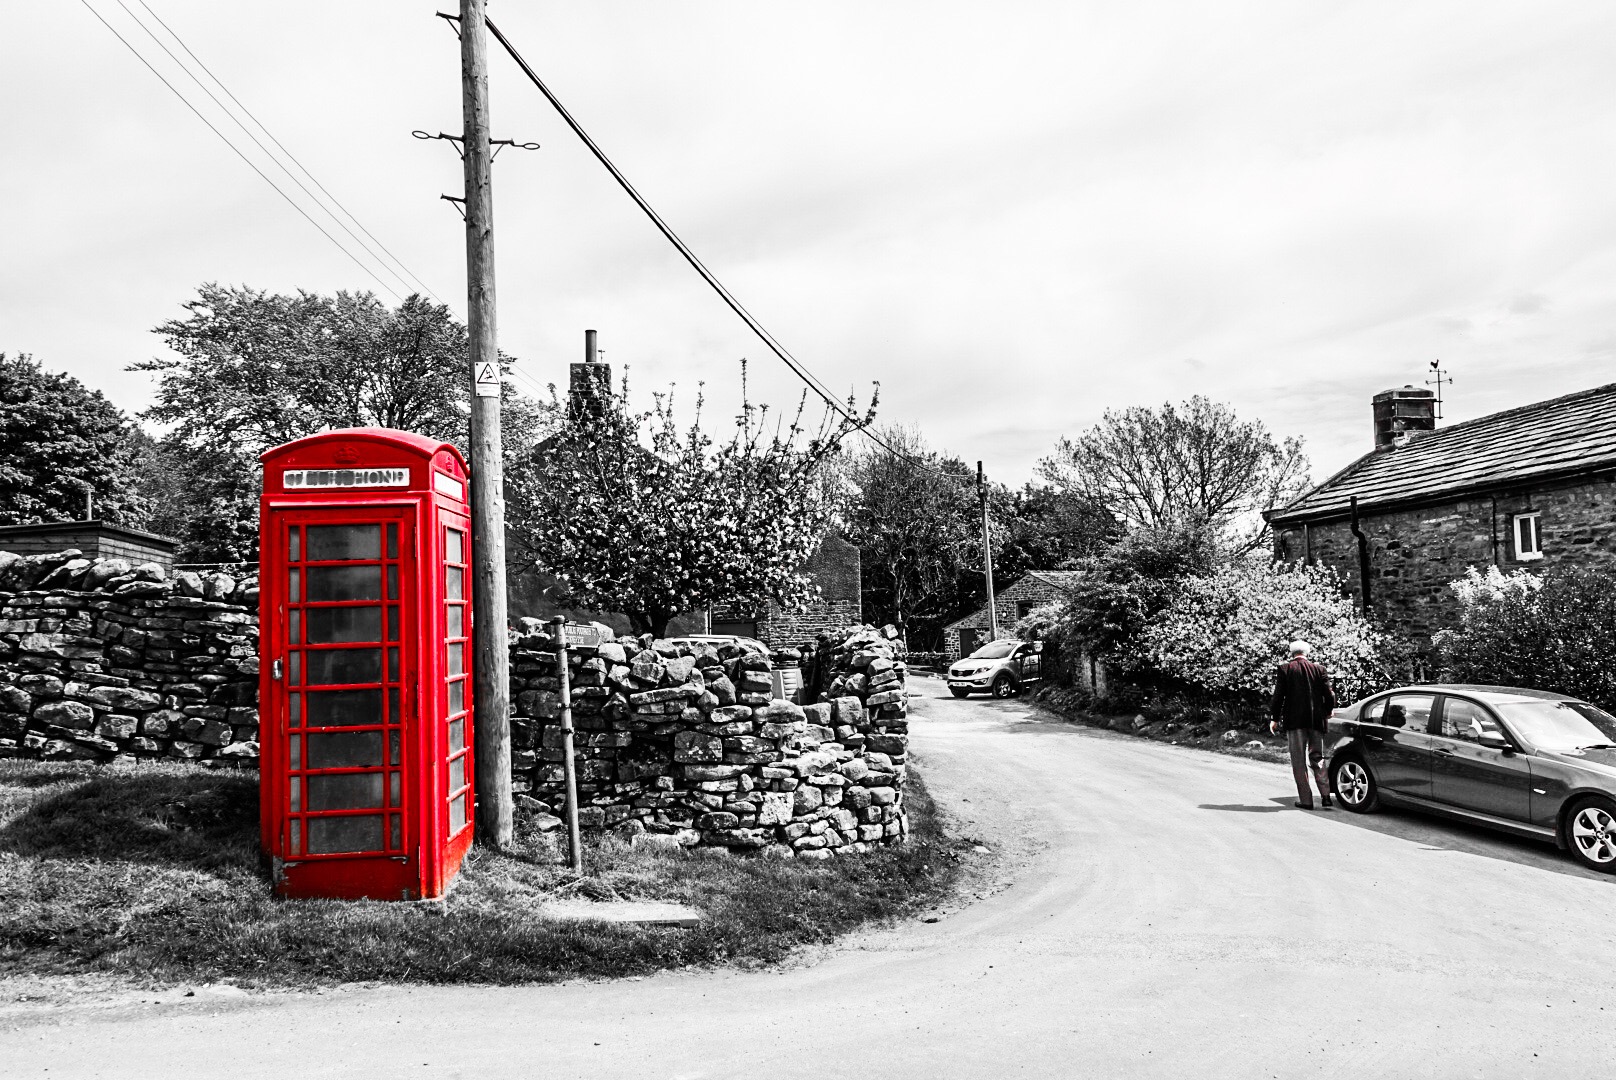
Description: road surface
xmin=6 ymin=682 xmax=1615 ymax=1078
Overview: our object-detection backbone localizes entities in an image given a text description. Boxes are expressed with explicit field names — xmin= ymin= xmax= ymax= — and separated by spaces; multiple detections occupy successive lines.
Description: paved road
xmin=8 ymin=684 xmax=1616 ymax=1078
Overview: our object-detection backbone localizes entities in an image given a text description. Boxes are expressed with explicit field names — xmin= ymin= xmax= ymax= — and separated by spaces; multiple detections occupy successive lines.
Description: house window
xmin=1016 ymin=601 xmax=1035 ymax=619
xmin=1513 ymin=513 xmax=1543 ymax=562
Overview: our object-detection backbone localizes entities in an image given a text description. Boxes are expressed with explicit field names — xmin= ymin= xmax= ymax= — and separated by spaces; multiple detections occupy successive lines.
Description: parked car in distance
xmin=1326 ymin=684 xmax=1616 ymax=873
xmin=947 ymin=639 xmax=1044 ymax=699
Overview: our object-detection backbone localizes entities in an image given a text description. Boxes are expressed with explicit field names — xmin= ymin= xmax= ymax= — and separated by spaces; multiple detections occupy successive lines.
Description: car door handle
xmin=1362 ymin=735 xmax=1383 ymax=745
xmin=1434 ymin=747 xmax=1454 ymax=756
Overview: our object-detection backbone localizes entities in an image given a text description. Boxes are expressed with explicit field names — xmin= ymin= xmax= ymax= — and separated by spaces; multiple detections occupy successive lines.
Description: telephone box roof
xmin=260 ymin=428 xmax=465 ymax=466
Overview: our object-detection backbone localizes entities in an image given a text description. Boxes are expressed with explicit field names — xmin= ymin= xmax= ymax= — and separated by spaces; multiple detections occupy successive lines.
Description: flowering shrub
xmin=1434 ymin=564 xmax=1616 ymax=710
xmin=1138 ymin=559 xmax=1391 ymax=702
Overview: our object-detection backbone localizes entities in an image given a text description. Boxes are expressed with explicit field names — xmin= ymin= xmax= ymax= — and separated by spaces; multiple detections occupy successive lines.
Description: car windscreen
xmin=967 ymin=642 xmax=1016 ymax=660
xmin=1493 ymin=700 xmax=1616 ymax=751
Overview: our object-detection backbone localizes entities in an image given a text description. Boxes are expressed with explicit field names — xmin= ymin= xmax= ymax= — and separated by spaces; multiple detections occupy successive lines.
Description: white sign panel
xmin=433 ymin=471 xmax=466 ymax=500
xmin=474 ymin=361 xmax=502 ymax=398
xmin=284 ymin=468 xmax=410 ymax=490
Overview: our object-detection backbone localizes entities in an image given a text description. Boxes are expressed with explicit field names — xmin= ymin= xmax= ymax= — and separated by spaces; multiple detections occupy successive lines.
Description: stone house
xmin=941 ymin=570 xmax=1085 ymax=660
xmin=1265 ymin=382 xmax=1616 ymax=641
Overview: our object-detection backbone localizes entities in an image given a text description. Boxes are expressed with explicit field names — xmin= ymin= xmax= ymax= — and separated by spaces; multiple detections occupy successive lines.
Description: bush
xmin=1138 ymin=558 xmax=1394 ymax=704
xmin=1433 ymin=564 xmax=1616 ymax=710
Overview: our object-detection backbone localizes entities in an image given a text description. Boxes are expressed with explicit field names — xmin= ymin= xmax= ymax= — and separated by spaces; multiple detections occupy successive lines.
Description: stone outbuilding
xmin=941 ymin=570 xmax=1085 ymax=660
xmin=1265 ymin=381 xmax=1616 ymax=641
xmin=0 ymin=520 xmax=179 ymax=570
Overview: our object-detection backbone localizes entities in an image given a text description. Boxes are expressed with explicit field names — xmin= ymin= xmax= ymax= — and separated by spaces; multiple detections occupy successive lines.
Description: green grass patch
xmin=0 ymin=759 xmax=961 ymax=988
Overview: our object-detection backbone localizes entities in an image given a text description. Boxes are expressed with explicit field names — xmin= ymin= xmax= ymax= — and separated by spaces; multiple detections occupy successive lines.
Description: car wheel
xmin=949 ymin=687 xmax=970 ymax=699
xmin=1331 ymin=756 xmax=1378 ymax=813
xmin=991 ymin=675 xmax=1016 ymax=699
xmin=1566 ymin=797 xmax=1616 ymax=873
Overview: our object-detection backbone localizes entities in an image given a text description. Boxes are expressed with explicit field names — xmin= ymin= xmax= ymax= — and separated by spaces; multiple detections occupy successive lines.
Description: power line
xmin=115 ymin=0 xmax=420 ymax=302
xmin=132 ymin=0 xmax=442 ymax=304
xmin=79 ymin=0 xmax=408 ymax=302
xmin=483 ymin=18 xmax=903 ymax=446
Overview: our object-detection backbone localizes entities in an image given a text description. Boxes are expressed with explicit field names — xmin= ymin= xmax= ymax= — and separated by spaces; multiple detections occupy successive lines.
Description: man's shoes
xmin=1294 ymin=801 xmax=1314 ymax=810
xmin=1320 ymin=794 xmax=1335 ymax=809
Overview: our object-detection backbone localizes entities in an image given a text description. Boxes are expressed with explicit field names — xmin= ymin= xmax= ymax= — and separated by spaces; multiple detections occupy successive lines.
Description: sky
xmin=4 ymin=2 xmax=1616 ymax=490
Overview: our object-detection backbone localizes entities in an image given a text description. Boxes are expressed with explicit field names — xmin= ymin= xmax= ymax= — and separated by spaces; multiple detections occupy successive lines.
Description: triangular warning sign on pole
xmin=473 ymin=361 xmax=501 ymax=397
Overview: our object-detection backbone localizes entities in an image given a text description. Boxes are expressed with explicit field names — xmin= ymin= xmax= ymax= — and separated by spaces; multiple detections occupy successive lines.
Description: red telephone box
xmin=258 ymin=428 xmax=475 ymax=900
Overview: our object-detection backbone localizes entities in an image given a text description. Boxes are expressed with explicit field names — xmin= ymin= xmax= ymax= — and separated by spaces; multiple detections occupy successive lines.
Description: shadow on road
xmin=1198 ymin=803 xmax=1285 ymax=813
xmin=1264 ymin=795 xmax=1613 ymax=883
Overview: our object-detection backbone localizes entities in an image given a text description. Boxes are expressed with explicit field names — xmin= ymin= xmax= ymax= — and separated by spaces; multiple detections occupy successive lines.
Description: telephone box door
xmin=268 ymin=510 xmax=420 ymax=898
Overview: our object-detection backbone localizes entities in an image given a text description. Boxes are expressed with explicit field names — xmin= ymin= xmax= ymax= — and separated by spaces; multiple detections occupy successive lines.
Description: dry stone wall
xmin=0 ymin=550 xmax=260 ymax=763
xmin=510 ymin=622 xmax=910 ymax=857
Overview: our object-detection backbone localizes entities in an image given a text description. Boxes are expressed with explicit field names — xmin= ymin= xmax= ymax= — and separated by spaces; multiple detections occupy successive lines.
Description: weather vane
xmin=1426 ymin=359 xmax=1452 ymax=420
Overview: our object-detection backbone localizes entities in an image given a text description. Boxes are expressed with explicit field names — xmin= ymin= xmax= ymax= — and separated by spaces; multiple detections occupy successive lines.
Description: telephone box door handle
xmin=272 ymin=659 xmax=283 ymax=681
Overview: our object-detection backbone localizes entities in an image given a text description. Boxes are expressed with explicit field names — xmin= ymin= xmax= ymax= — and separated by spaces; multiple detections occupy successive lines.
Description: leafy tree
xmin=841 ymin=426 xmax=985 ymax=648
xmin=0 ymin=353 xmax=144 ymax=526
xmin=507 ymin=366 xmax=872 ymax=637
xmin=1054 ymin=522 xmax=1219 ymax=662
xmin=992 ymin=483 xmax=1116 ymax=581
xmin=135 ymin=283 xmax=552 ymax=561
xmin=1140 ymin=558 xmax=1393 ymax=703
xmin=1435 ymin=565 xmax=1616 ymax=711
xmin=1038 ymin=396 xmax=1310 ymax=551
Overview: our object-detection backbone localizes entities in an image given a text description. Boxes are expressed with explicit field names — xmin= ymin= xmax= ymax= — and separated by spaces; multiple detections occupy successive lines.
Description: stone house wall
xmin=942 ymin=574 xmax=1079 ymax=661
xmin=712 ymin=534 xmax=863 ymax=649
xmin=1272 ymin=474 xmax=1616 ymax=641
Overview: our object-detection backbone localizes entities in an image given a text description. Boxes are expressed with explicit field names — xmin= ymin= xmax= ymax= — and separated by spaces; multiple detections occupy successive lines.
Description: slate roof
xmin=1268 ymin=382 xmax=1616 ymax=524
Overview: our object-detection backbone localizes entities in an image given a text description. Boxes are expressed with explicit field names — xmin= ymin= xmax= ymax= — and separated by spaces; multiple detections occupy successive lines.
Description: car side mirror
xmin=1478 ymin=731 xmax=1511 ymax=751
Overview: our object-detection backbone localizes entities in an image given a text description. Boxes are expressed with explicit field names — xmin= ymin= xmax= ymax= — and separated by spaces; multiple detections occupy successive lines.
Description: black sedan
xmin=1327 ymin=684 xmax=1616 ymax=873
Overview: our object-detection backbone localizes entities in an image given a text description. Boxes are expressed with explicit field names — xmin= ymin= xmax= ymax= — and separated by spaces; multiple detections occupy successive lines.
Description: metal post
xmin=978 ymin=461 xmax=999 ymax=642
xmin=551 ymin=617 xmax=583 ymax=874
xmin=460 ymin=0 xmax=512 ymax=848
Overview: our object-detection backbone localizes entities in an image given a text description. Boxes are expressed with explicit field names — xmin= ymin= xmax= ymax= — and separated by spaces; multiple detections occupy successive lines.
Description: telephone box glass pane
xmin=289 ymin=527 xmax=301 ymax=562
xmin=446 ymin=606 xmax=463 ymax=638
xmin=387 ymin=565 xmax=399 ymax=599
xmin=306 ymin=648 xmax=381 ymax=686
xmin=389 ymin=731 xmax=401 ymax=766
xmin=389 ymin=772 xmax=401 ymax=806
xmin=307 ymin=815 xmax=384 ymax=854
xmin=289 ymin=651 xmax=301 ymax=684
xmin=305 ymin=689 xmax=382 ymax=727
xmin=306 ymin=606 xmax=382 ymax=644
xmin=390 ymin=816 xmax=402 ymax=850
xmin=308 ymin=565 xmax=381 ymax=602
xmin=307 ymin=730 xmax=384 ymax=769
xmin=386 ymin=523 xmax=398 ymax=559
xmin=388 ymin=687 xmax=400 ymax=722
xmin=289 ymin=568 xmax=301 ymax=602
xmin=307 ymin=524 xmax=381 ymax=562
xmin=290 ymin=819 xmax=301 ymax=854
xmin=388 ymin=647 xmax=399 ymax=681
xmin=449 ymin=680 xmax=464 ymax=714
xmin=289 ymin=693 xmax=302 ymax=728
xmin=449 ymin=718 xmax=464 ymax=751
xmin=449 ymin=755 xmax=466 ymax=791
xmin=446 ymin=529 xmax=464 ymax=563
xmin=307 ymin=773 xmax=385 ymax=811
xmin=289 ymin=610 xmax=302 ymax=644
xmin=448 ymin=795 xmax=467 ymax=833
xmin=448 ymin=642 xmax=464 ymax=675
xmin=445 ymin=567 xmax=464 ymax=600
xmin=387 ymin=607 xmax=400 ymax=640
xmin=289 ymin=735 xmax=302 ymax=771
xmin=290 ymin=777 xmax=302 ymax=811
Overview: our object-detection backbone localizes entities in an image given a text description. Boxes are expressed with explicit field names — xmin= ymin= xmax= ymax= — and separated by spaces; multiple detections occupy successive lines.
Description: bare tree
xmin=1038 ymin=396 xmax=1310 ymax=552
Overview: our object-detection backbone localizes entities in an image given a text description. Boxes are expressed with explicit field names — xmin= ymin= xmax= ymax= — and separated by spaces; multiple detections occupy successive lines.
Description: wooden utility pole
xmin=460 ymin=0 xmax=512 ymax=848
xmin=551 ymin=618 xmax=583 ymax=874
xmin=978 ymin=461 xmax=999 ymax=642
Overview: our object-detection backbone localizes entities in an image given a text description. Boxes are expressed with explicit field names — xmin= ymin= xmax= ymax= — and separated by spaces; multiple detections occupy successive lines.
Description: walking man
xmin=1270 ymin=639 xmax=1336 ymax=809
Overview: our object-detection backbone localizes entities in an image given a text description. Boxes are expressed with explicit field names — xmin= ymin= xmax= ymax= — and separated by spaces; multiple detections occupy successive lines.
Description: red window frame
xmin=441 ymin=514 xmax=474 ymax=840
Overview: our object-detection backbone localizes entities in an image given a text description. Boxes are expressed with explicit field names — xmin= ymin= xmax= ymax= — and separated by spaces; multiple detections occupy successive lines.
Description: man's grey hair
xmin=1288 ymin=640 xmax=1312 ymax=656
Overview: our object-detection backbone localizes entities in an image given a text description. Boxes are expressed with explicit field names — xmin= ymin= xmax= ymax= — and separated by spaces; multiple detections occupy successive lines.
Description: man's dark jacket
xmin=1271 ymin=656 xmax=1336 ymax=732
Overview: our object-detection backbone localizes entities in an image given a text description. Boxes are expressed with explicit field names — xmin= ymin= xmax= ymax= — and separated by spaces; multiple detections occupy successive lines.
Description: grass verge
xmin=0 ymin=759 xmax=962 ymax=988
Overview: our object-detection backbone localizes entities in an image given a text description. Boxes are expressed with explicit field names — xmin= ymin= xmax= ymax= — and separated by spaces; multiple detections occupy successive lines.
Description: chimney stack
xmin=568 ymin=329 xmax=611 ymax=418
xmin=1371 ymin=385 xmax=1436 ymax=449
